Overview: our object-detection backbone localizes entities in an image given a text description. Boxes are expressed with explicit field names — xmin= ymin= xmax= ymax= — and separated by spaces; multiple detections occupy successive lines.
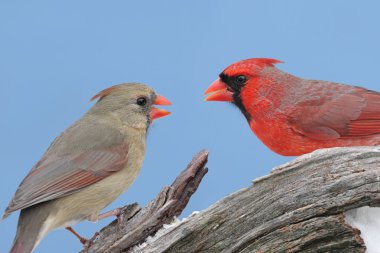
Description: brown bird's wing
xmin=3 ymin=119 xmax=128 ymax=218
xmin=287 ymin=82 xmax=380 ymax=140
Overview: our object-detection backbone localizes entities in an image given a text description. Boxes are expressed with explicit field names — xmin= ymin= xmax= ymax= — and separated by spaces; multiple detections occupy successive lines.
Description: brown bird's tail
xmin=9 ymin=203 xmax=51 ymax=253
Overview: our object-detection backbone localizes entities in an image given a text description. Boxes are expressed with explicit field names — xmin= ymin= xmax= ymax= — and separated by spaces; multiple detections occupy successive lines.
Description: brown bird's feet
xmin=65 ymin=227 xmax=89 ymax=245
xmin=88 ymin=207 xmax=123 ymax=223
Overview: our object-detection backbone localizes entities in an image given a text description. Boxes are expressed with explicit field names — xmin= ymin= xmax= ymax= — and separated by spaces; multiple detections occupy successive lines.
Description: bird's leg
xmin=88 ymin=207 xmax=123 ymax=223
xmin=98 ymin=207 xmax=123 ymax=223
xmin=65 ymin=227 xmax=88 ymax=245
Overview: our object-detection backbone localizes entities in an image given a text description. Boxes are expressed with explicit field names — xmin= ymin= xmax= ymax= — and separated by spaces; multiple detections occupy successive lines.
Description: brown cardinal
xmin=204 ymin=58 xmax=380 ymax=156
xmin=4 ymin=83 xmax=171 ymax=253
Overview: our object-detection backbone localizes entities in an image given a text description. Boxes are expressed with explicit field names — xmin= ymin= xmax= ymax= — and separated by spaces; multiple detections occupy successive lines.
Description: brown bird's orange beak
xmin=204 ymin=79 xmax=233 ymax=102
xmin=150 ymin=94 xmax=171 ymax=121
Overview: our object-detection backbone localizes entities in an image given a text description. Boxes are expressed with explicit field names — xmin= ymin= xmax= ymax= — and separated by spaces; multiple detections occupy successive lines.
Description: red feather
xmin=347 ymin=89 xmax=380 ymax=136
xmin=205 ymin=58 xmax=380 ymax=156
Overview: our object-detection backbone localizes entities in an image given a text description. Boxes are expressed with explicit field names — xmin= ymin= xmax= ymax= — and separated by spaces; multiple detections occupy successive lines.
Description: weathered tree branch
xmin=81 ymin=150 xmax=209 ymax=253
xmin=130 ymin=147 xmax=380 ymax=253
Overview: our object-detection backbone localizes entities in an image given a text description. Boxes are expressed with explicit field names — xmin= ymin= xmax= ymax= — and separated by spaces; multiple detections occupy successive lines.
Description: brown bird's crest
xmin=90 ymin=86 xmax=118 ymax=101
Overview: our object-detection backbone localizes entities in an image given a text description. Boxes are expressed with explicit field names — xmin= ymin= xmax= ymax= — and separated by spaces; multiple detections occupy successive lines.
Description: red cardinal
xmin=204 ymin=58 xmax=380 ymax=156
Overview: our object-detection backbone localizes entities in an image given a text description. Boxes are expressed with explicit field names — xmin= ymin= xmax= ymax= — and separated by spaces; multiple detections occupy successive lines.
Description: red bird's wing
xmin=288 ymin=84 xmax=380 ymax=140
xmin=3 ymin=120 xmax=129 ymax=218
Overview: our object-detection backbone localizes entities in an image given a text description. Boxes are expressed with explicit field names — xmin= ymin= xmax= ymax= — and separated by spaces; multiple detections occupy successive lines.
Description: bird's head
xmin=204 ymin=58 xmax=283 ymax=102
xmin=204 ymin=58 xmax=283 ymax=119
xmin=89 ymin=83 xmax=171 ymax=130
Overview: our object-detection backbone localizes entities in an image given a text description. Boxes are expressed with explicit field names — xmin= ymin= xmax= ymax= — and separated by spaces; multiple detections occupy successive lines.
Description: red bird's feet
xmin=65 ymin=227 xmax=88 ymax=245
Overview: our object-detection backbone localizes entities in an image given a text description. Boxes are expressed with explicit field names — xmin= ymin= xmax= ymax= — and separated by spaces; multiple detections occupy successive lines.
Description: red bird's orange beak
xmin=150 ymin=94 xmax=171 ymax=121
xmin=204 ymin=79 xmax=233 ymax=102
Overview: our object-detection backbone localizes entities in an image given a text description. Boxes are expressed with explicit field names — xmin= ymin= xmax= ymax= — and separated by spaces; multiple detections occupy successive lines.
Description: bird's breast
xmin=248 ymin=115 xmax=300 ymax=155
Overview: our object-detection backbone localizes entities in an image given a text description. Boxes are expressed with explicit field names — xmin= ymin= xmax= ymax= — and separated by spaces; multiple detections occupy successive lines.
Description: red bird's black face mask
xmin=219 ymin=73 xmax=246 ymax=93
xmin=205 ymin=72 xmax=252 ymax=121
xmin=220 ymin=73 xmax=252 ymax=121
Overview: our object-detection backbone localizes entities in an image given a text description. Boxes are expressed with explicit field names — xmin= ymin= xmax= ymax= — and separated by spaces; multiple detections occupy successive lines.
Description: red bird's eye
xmin=235 ymin=75 xmax=247 ymax=85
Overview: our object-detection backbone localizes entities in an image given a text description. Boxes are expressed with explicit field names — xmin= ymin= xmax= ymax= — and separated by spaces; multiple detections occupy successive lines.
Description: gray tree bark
xmin=84 ymin=147 xmax=380 ymax=253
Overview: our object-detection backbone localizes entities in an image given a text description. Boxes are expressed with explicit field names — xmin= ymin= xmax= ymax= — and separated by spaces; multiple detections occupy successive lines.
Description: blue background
xmin=1 ymin=1 xmax=379 ymax=252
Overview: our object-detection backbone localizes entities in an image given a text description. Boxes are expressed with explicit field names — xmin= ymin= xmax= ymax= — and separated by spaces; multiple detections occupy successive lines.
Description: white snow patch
xmin=345 ymin=206 xmax=380 ymax=253
xmin=130 ymin=211 xmax=200 ymax=252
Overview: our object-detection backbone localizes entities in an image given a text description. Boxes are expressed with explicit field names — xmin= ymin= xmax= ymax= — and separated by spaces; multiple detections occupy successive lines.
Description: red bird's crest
xmin=245 ymin=58 xmax=283 ymax=66
xmin=224 ymin=58 xmax=283 ymax=77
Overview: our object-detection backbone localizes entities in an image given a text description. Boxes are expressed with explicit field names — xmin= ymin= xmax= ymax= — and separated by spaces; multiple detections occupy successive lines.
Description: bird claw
xmin=113 ymin=208 xmax=124 ymax=223
xmin=79 ymin=237 xmax=89 ymax=245
xmin=89 ymin=207 xmax=124 ymax=223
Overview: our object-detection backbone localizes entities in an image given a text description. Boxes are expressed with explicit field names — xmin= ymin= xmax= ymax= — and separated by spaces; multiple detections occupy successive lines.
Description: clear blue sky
xmin=1 ymin=1 xmax=379 ymax=252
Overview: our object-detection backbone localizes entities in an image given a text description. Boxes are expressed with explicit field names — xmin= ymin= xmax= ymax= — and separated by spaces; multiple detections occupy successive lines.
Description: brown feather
xmin=4 ymin=145 xmax=128 ymax=216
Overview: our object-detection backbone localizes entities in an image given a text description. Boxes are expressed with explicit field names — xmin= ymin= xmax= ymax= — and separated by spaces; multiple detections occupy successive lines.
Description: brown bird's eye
xmin=236 ymin=75 xmax=247 ymax=85
xmin=136 ymin=97 xmax=147 ymax=106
